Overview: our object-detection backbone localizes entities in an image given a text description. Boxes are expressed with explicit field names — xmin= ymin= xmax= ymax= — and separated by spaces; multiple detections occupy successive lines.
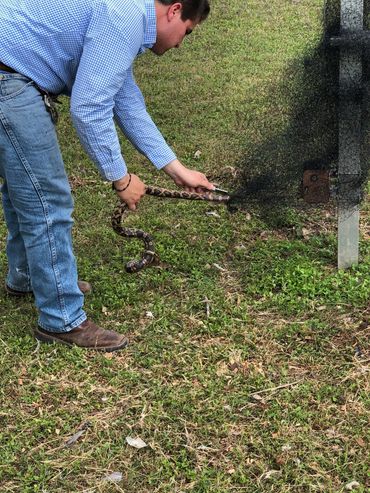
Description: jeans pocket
xmin=0 ymin=76 xmax=33 ymax=99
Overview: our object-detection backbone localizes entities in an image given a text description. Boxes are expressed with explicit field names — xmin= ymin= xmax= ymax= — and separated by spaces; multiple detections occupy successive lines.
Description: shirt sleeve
xmin=70 ymin=2 xmax=144 ymax=181
xmin=113 ymin=66 xmax=177 ymax=169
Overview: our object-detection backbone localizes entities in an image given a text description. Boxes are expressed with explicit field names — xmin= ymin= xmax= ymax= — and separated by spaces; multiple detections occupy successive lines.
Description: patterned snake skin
xmin=112 ymin=186 xmax=230 ymax=273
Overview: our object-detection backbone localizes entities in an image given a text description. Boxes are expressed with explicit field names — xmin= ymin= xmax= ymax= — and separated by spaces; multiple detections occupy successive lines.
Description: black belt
xmin=0 ymin=62 xmax=16 ymax=73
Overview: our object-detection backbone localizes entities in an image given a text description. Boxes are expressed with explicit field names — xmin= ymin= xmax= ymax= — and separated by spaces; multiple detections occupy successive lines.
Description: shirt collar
xmin=143 ymin=0 xmax=157 ymax=49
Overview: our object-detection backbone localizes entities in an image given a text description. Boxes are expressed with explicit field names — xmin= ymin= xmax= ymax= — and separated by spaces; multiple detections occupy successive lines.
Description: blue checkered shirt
xmin=0 ymin=0 xmax=176 ymax=180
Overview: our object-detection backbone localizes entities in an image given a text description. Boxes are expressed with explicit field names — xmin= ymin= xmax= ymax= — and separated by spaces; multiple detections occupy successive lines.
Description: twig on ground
xmin=32 ymin=339 xmax=41 ymax=354
xmin=250 ymin=379 xmax=303 ymax=397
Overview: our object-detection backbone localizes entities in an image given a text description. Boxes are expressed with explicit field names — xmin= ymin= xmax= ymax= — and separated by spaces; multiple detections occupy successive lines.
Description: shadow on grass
xmin=231 ymin=0 xmax=370 ymax=225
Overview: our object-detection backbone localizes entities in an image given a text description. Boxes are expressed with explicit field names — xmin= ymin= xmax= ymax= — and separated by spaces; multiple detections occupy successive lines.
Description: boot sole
xmin=5 ymin=284 xmax=33 ymax=297
xmin=5 ymin=283 xmax=91 ymax=297
xmin=34 ymin=327 xmax=129 ymax=352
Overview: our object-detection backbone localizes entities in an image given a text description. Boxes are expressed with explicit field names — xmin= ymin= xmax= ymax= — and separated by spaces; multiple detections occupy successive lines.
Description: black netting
xmin=229 ymin=0 xmax=369 ymax=220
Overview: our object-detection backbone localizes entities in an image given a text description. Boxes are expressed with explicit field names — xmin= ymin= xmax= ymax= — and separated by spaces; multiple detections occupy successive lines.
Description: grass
xmin=0 ymin=0 xmax=369 ymax=492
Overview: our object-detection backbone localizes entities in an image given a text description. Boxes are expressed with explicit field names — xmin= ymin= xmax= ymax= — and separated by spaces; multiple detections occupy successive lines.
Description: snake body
xmin=112 ymin=186 xmax=230 ymax=273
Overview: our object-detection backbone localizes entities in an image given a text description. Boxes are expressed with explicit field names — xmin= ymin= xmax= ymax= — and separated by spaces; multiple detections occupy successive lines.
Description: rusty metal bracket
xmin=303 ymin=169 xmax=330 ymax=203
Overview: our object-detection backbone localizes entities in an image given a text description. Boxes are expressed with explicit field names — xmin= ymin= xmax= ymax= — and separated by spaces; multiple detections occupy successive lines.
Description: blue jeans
xmin=0 ymin=73 xmax=86 ymax=332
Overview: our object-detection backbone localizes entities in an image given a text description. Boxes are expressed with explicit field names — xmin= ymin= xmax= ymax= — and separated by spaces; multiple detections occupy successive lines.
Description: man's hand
xmin=113 ymin=173 xmax=146 ymax=210
xmin=163 ymin=159 xmax=215 ymax=193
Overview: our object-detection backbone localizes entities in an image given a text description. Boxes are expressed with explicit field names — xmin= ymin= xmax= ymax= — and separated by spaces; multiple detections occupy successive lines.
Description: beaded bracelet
xmin=112 ymin=173 xmax=131 ymax=192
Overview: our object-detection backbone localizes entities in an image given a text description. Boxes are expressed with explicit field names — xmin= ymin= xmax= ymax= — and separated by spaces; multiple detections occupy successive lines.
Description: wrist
xmin=112 ymin=173 xmax=131 ymax=192
xmin=163 ymin=159 xmax=184 ymax=178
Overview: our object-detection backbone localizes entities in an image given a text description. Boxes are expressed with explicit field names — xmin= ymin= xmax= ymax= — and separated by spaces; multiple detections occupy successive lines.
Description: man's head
xmin=152 ymin=0 xmax=210 ymax=55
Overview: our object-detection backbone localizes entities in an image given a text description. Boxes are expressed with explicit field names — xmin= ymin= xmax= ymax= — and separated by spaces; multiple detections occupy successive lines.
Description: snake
xmin=112 ymin=186 xmax=230 ymax=273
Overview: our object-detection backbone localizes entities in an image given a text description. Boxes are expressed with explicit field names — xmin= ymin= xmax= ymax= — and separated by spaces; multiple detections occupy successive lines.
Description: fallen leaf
xmin=345 ymin=481 xmax=361 ymax=491
xmin=216 ymin=361 xmax=229 ymax=376
xmin=229 ymin=349 xmax=242 ymax=365
xmin=197 ymin=445 xmax=208 ymax=450
xmin=103 ymin=472 xmax=123 ymax=483
xmin=65 ymin=429 xmax=85 ymax=447
xmin=103 ymin=352 xmax=114 ymax=359
xmin=126 ymin=436 xmax=148 ymax=449
xmin=325 ymin=428 xmax=337 ymax=438
xmin=250 ymin=394 xmax=265 ymax=402
xmin=206 ymin=211 xmax=220 ymax=218
xmin=260 ymin=469 xmax=281 ymax=480
xmin=356 ymin=437 xmax=365 ymax=447
xmin=281 ymin=444 xmax=292 ymax=452
xmin=228 ymin=362 xmax=239 ymax=372
xmin=275 ymin=455 xmax=286 ymax=465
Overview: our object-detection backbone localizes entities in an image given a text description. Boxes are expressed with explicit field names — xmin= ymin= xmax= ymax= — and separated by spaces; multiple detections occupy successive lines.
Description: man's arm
xmin=68 ymin=4 xmax=148 ymax=207
xmin=114 ymin=68 xmax=214 ymax=192
xmin=69 ymin=4 xmax=143 ymax=182
xmin=113 ymin=66 xmax=176 ymax=169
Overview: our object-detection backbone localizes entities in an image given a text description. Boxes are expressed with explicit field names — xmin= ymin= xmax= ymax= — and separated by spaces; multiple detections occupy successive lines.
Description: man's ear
xmin=167 ymin=2 xmax=182 ymax=21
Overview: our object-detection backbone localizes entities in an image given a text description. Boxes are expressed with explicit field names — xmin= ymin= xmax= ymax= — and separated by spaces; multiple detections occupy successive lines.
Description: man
xmin=0 ymin=0 xmax=214 ymax=351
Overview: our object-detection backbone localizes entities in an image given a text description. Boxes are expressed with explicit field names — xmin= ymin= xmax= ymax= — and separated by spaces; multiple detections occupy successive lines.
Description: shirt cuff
xmin=100 ymin=157 xmax=128 ymax=181
xmin=150 ymin=147 xmax=177 ymax=171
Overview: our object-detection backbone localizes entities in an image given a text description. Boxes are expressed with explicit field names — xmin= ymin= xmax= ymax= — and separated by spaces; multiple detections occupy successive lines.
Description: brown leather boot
xmin=34 ymin=319 xmax=128 ymax=351
xmin=76 ymin=280 xmax=92 ymax=295
xmin=5 ymin=280 xmax=92 ymax=297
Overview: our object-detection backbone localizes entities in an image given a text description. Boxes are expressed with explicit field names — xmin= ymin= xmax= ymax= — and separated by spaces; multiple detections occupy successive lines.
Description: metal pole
xmin=338 ymin=0 xmax=363 ymax=269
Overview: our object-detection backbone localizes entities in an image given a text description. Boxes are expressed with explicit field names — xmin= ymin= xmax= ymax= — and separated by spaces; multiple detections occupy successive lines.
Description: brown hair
xmin=158 ymin=0 xmax=210 ymax=22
